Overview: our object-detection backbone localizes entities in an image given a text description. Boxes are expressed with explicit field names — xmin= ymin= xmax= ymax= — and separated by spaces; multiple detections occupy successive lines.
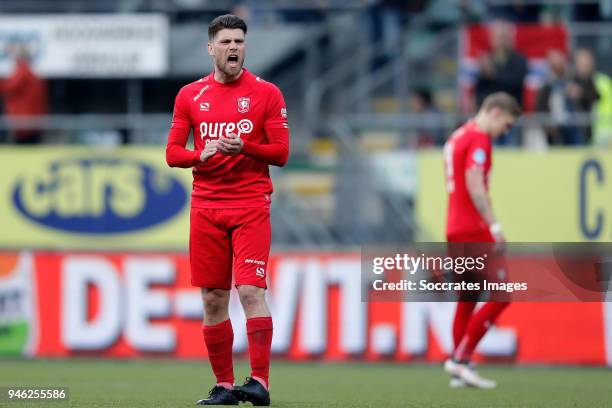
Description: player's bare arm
xmin=465 ymin=166 xmax=504 ymax=242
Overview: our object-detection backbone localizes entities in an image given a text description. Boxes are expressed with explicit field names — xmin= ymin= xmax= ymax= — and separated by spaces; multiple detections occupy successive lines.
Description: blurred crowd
xmin=2 ymin=1 xmax=612 ymax=147
xmin=410 ymin=17 xmax=612 ymax=148
xmin=412 ymin=18 xmax=612 ymax=148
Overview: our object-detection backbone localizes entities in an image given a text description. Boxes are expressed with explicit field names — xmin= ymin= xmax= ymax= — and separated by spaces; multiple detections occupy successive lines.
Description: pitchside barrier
xmin=0 ymin=147 xmax=191 ymax=250
xmin=0 ymin=147 xmax=611 ymax=364
xmin=0 ymin=147 xmax=610 ymax=247
xmin=0 ymin=250 xmax=611 ymax=365
xmin=417 ymin=149 xmax=612 ymax=242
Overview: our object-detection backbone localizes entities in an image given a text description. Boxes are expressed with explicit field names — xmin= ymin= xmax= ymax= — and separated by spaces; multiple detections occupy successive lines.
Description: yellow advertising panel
xmin=417 ymin=149 xmax=612 ymax=242
xmin=0 ymin=147 xmax=193 ymax=250
xmin=3 ymin=147 xmax=610 ymax=248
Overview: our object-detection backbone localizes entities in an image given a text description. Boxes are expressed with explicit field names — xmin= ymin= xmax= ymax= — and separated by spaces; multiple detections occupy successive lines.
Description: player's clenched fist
xmin=218 ymin=132 xmax=243 ymax=155
xmin=200 ymin=140 xmax=218 ymax=162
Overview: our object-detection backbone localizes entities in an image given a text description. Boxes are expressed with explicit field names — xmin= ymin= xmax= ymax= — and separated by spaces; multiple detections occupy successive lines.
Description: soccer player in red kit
xmin=165 ymin=14 xmax=288 ymax=406
xmin=442 ymin=93 xmax=520 ymax=389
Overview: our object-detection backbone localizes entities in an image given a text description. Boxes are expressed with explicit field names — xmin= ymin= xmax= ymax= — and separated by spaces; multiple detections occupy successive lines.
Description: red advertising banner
xmin=0 ymin=251 xmax=610 ymax=365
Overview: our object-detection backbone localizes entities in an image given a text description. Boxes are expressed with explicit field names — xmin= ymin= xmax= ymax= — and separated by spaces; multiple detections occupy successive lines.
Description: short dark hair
xmin=208 ymin=14 xmax=247 ymax=40
xmin=480 ymin=92 xmax=522 ymax=117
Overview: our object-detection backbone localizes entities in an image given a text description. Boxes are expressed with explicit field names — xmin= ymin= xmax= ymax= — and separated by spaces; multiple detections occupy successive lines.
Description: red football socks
xmin=246 ymin=317 xmax=273 ymax=389
xmin=202 ymin=319 xmax=235 ymax=387
xmin=453 ymin=301 xmax=477 ymax=349
xmin=454 ymin=302 xmax=509 ymax=362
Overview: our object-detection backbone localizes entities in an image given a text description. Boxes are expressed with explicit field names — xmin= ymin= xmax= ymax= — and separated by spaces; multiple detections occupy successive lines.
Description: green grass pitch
xmin=0 ymin=359 xmax=610 ymax=407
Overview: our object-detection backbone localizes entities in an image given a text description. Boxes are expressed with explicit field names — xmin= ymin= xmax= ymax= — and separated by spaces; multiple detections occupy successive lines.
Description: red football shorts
xmin=447 ymin=229 xmax=509 ymax=301
xmin=446 ymin=230 xmax=494 ymax=243
xmin=190 ymin=206 xmax=271 ymax=289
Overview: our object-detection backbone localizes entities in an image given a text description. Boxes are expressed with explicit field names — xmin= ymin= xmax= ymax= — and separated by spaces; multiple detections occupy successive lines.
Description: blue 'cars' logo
xmin=13 ymin=158 xmax=187 ymax=234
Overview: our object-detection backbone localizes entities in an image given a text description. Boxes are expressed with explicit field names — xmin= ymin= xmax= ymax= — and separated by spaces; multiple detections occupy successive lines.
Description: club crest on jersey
xmin=473 ymin=148 xmax=486 ymax=165
xmin=237 ymin=97 xmax=250 ymax=113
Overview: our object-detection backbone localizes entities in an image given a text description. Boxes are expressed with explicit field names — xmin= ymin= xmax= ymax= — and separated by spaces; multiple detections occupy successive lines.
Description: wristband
xmin=489 ymin=222 xmax=502 ymax=235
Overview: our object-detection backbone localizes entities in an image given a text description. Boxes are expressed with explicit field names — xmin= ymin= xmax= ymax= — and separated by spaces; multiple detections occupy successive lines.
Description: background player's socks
xmin=202 ymin=319 xmax=235 ymax=386
xmin=246 ymin=317 xmax=273 ymax=389
xmin=453 ymin=301 xmax=477 ymax=348
xmin=454 ymin=302 xmax=509 ymax=361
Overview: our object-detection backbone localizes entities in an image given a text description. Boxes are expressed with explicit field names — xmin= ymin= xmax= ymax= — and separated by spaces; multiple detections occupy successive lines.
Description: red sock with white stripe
xmin=202 ymin=319 xmax=234 ymax=389
xmin=246 ymin=317 xmax=273 ymax=389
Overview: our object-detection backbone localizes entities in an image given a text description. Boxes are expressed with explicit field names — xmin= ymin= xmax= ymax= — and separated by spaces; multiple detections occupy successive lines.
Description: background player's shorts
xmin=446 ymin=229 xmax=508 ymax=301
xmin=446 ymin=229 xmax=494 ymax=243
xmin=190 ymin=206 xmax=271 ymax=290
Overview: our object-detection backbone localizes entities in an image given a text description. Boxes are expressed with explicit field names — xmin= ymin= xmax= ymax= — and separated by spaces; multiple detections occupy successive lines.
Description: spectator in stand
xmin=474 ymin=20 xmax=527 ymax=145
xmin=573 ymin=2 xmax=612 ymax=22
xmin=0 ymin=42 xmax=49 ymax=144
xmin=409 ymin=88 xmax=445 ymax=147
xmin=535 ymin=49 xmax=582 ymax=145
xmin=488 ymin=3 xmax=542 ymax=22
xmin=569 ymin=48 xmax=600 ymax=144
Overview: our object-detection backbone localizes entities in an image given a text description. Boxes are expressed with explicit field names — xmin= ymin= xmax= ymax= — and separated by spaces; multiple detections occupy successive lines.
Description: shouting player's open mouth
xmin=227 ymin=54 xmax=240 ymax=68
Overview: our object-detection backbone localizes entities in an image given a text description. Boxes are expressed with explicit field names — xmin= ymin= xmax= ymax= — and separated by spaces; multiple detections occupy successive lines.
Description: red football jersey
xmin=166 ymin=69 xmax=289 ymax=208
xmin=444 ymin=120 xmax=492 ymax=238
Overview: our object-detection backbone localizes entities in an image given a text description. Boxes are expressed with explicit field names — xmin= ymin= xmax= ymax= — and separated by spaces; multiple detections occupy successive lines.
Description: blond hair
xmin=480 ymin=92 xmax=522 ymax=117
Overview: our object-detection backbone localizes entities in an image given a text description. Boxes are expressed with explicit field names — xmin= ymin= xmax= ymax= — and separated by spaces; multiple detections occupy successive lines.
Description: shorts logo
xmin=280 ymin=108 xmax=287 ymax=118
xmin=256 ymin=267 xmax=265 ymax=278
xmin=237 ymin=97 xmax=250 ymax=113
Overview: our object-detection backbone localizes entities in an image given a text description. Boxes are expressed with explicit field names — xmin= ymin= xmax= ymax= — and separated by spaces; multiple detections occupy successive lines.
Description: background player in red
xmin=165 ymin=14 xmax=289 ymax=406
xmin=442 ymin=92 xmax=520 ymax=389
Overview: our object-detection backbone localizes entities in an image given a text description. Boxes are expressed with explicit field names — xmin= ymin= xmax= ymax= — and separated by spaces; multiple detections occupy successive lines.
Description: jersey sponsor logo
xmin=12 ymin=158 xmax=187 ymax=234
xmin=237 ymin=97 xmax=250 ymax=113
xmin=199 ymin=102 xmax=209 ymax=111
xmin=281 ymin=107 xmax=287 ymax=118
xmin=472 ymin=148 xmax=486 ymax=165
xmin=199 ymin=119 xmax=253 ymax=139
xmin=193 ymin=85 xmax=209 ymax=102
